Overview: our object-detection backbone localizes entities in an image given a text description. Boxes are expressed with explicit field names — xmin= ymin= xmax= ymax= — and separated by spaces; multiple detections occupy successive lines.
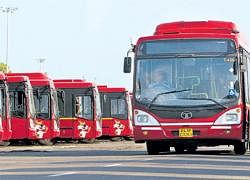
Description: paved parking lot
xmin=1 ymin=141 xmax=250 ymax=180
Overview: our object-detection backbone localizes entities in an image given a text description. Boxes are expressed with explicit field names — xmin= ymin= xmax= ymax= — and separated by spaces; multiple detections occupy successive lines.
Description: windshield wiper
xmin=147 ymin=89 xmax=192 ymax=109
xmin=179 ymin=97 xmax=228 ymax=109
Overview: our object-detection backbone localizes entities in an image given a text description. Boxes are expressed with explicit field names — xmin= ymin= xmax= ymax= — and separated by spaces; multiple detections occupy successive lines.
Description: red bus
xmin=98 ymin=85 xmax=133 ymax=140
xmin=123 ymin=20 xmax=250 ymax=155
xmin=6 ymin=75 xmax=39 ymax=144
xmin=0 ymin=73 xmax=11 ymax=146
xmin=8 ymin=73 xmax=60 ymax=145
xmin=53 ymin=79 xmax=102 ymax=143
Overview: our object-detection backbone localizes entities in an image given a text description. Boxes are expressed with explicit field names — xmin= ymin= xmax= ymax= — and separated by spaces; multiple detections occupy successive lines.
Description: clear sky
xmin=0 ymin=0 xmax=249 ymax=90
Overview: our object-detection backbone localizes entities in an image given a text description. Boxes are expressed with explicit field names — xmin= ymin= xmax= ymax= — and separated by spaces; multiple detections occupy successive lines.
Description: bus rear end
xmin=98 ymin=85 xmax=133 ymax=140
xmin=54 ymin=80 xmax=102 ymax=142
xmin=124 ymin=20 xmax=249 ymax=155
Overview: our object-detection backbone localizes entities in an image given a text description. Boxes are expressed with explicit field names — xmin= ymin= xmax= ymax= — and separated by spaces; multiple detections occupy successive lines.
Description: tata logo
xmin=180 ymin=111 xmax=192 ymax=119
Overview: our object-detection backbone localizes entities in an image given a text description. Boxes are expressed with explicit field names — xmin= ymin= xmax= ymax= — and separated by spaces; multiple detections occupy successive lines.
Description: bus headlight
xmin=214 ymin=108 xmax=241 ymax=125
xmin=225 ymin=113 xmax=238 ymax=122
xmin=134 ymin=109 xmax=160 ymax=126
xmin=137 ymin=115 xmax=149 ymax=123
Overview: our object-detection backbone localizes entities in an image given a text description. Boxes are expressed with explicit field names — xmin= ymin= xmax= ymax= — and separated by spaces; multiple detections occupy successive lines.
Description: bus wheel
xmin=146 ymin=141 xmax=160 ymax=155
xmin=175 ymin=145 xmax=185 ymax=154
xmin=25 ymin=140 xmax=36 ymax=145
xmin=82 ymin=138 xmax=96 ymax=144
xmin=234 ymin=141 xmax=247 ymax=155
xmin=0 ymin=141 xmax=10 ymax=146
xmin=186 ymin=145 xmax=197 ymax=153
xmin=124 ymin=137 xmax=134 ymax=141
xmin=110 ymin=137 xmax=122 ymax=141
xmin=38 ymin=139 xmax=54 ymax=146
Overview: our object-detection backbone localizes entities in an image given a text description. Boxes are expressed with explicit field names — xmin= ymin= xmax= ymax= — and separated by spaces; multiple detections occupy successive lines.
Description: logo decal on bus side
xmin=180 ymin=111 xmax=192 ymax=119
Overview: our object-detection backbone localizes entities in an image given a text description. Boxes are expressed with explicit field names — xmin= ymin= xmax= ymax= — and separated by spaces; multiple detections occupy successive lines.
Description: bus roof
xmin=97 ymin=85 xmax=127 ymax=93
xmin=29 ymin=79 xmax=51 ymax=86
xmin=136 ymin=20 xmax=249 ymax=51
xmin=6 ymin=72 xmax=49 ymax=80
xmin=154 ymin=20 xmax=239 ymax=35
xmin=6 ymin=75 xmax=29 ymax=83
xmin=54 ymin=81 xmax=95 ymax=89
xmin=53 ymin=79 xmax=85 ymax=83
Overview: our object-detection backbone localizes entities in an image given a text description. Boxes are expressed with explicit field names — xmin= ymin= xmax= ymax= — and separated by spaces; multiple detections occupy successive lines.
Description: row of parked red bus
xmin=0 ymin=73 xmax=133 ymax=146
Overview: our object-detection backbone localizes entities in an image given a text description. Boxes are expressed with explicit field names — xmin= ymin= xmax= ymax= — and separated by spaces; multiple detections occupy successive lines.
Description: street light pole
xmin=0 ymin=7 xmax=18 ymax=73
xmin=35 ymin=58 xmax=46 ymax=72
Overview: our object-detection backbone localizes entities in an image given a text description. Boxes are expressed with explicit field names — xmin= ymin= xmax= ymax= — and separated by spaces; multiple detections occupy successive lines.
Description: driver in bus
xmin=142 ymin=69 xmax=176 ymax=102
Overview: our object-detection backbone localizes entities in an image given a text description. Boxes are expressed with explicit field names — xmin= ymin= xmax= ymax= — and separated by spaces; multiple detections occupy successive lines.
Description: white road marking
xmin=48 ymin=171 xmax=77 ymax=177
xmin=104 ymin=163 xmax=121 ymax=167
xmin=143 ymin=158 xmax=153 ymax=161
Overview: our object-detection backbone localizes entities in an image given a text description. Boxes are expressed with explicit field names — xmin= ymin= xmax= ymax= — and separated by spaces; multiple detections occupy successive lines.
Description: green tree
xmin=0 ymin=63 xmax=11 ymax=73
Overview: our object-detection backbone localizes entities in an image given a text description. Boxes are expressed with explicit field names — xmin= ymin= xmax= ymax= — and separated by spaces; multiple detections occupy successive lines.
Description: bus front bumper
xmin=134 ymin=124 xmax=243 ymax=143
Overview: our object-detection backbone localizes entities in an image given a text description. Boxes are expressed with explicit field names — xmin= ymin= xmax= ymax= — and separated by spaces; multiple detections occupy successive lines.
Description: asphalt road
xmin=1 ymin=141 xmax=250 ymax=180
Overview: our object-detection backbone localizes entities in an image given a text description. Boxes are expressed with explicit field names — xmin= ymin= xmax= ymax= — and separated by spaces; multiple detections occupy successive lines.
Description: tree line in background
xmin=0 ymin=63 xmax=11 ymax=73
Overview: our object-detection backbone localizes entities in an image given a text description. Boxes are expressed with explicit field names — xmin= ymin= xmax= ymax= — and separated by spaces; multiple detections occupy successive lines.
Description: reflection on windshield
xmin=28 ymin=87 xmax=36 ymax=118
xmin=136 ymin=57 xmax=239 ymax=107
xmin=94 ymin=88 xmax=102 ymax=121
xmin=52 ymin=89 xmax=59 ymax=119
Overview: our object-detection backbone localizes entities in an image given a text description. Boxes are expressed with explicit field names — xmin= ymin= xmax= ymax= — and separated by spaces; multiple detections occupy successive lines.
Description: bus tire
xmin=82 ymin=138 xmax=96 ymax=144
xmin=175 ymin=145 xmax=185 ymax=153
xmin=124 ymin=137 xmax=134 ymax=141
xmin=146 ymin=141 xmax=160 ymax=155
xmin=110 ymin=137 xmax=122 ymax=141
xmin=0 ymin=141 xmax=10 ymax=146
xmin=186 ymin=145 xmax=197 ymax=153
xmin=234 ymin=141 xmax=247 ymax=155
xmin=38 ymin=139 xmax=54 ymax=146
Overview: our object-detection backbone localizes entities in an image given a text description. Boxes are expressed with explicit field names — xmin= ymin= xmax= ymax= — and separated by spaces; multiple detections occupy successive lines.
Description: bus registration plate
xmin=179 ymin=128 xmax=193 ymax=137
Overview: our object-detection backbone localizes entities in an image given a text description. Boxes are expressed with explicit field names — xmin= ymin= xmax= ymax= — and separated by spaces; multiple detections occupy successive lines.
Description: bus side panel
xmin=102 ymin=118 xmax=133 ymax=137
xmin=73 ymin=119 xmax=94 ymax=139
xmin=10 ymin=117 xmax=27 ymax=139
xmin=59 ymin=119 xmax=74 ymax=138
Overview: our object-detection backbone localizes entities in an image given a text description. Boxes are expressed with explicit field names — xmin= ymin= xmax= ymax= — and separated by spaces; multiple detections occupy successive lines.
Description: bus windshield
xmin=101 ymin=92 xmax=128 ymax=120
xmin=135 ymin=56 xmax=239 ymax=108
xmin=8 ymin=83 xmax=26 ymax=118
xmin=33 ymin=86 xmax=50 ymax=119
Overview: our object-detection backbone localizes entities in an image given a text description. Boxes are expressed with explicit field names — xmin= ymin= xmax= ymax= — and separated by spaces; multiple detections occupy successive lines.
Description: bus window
xmin=75 ymin=95 xmax=93 ymax=120
xmin=9 ymin=91 xmax=26 ymax=118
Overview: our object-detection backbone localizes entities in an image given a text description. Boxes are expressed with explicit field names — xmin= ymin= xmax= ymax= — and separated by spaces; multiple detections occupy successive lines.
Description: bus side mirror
xmin=123 ymin=57 xmax=132 ymax=73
